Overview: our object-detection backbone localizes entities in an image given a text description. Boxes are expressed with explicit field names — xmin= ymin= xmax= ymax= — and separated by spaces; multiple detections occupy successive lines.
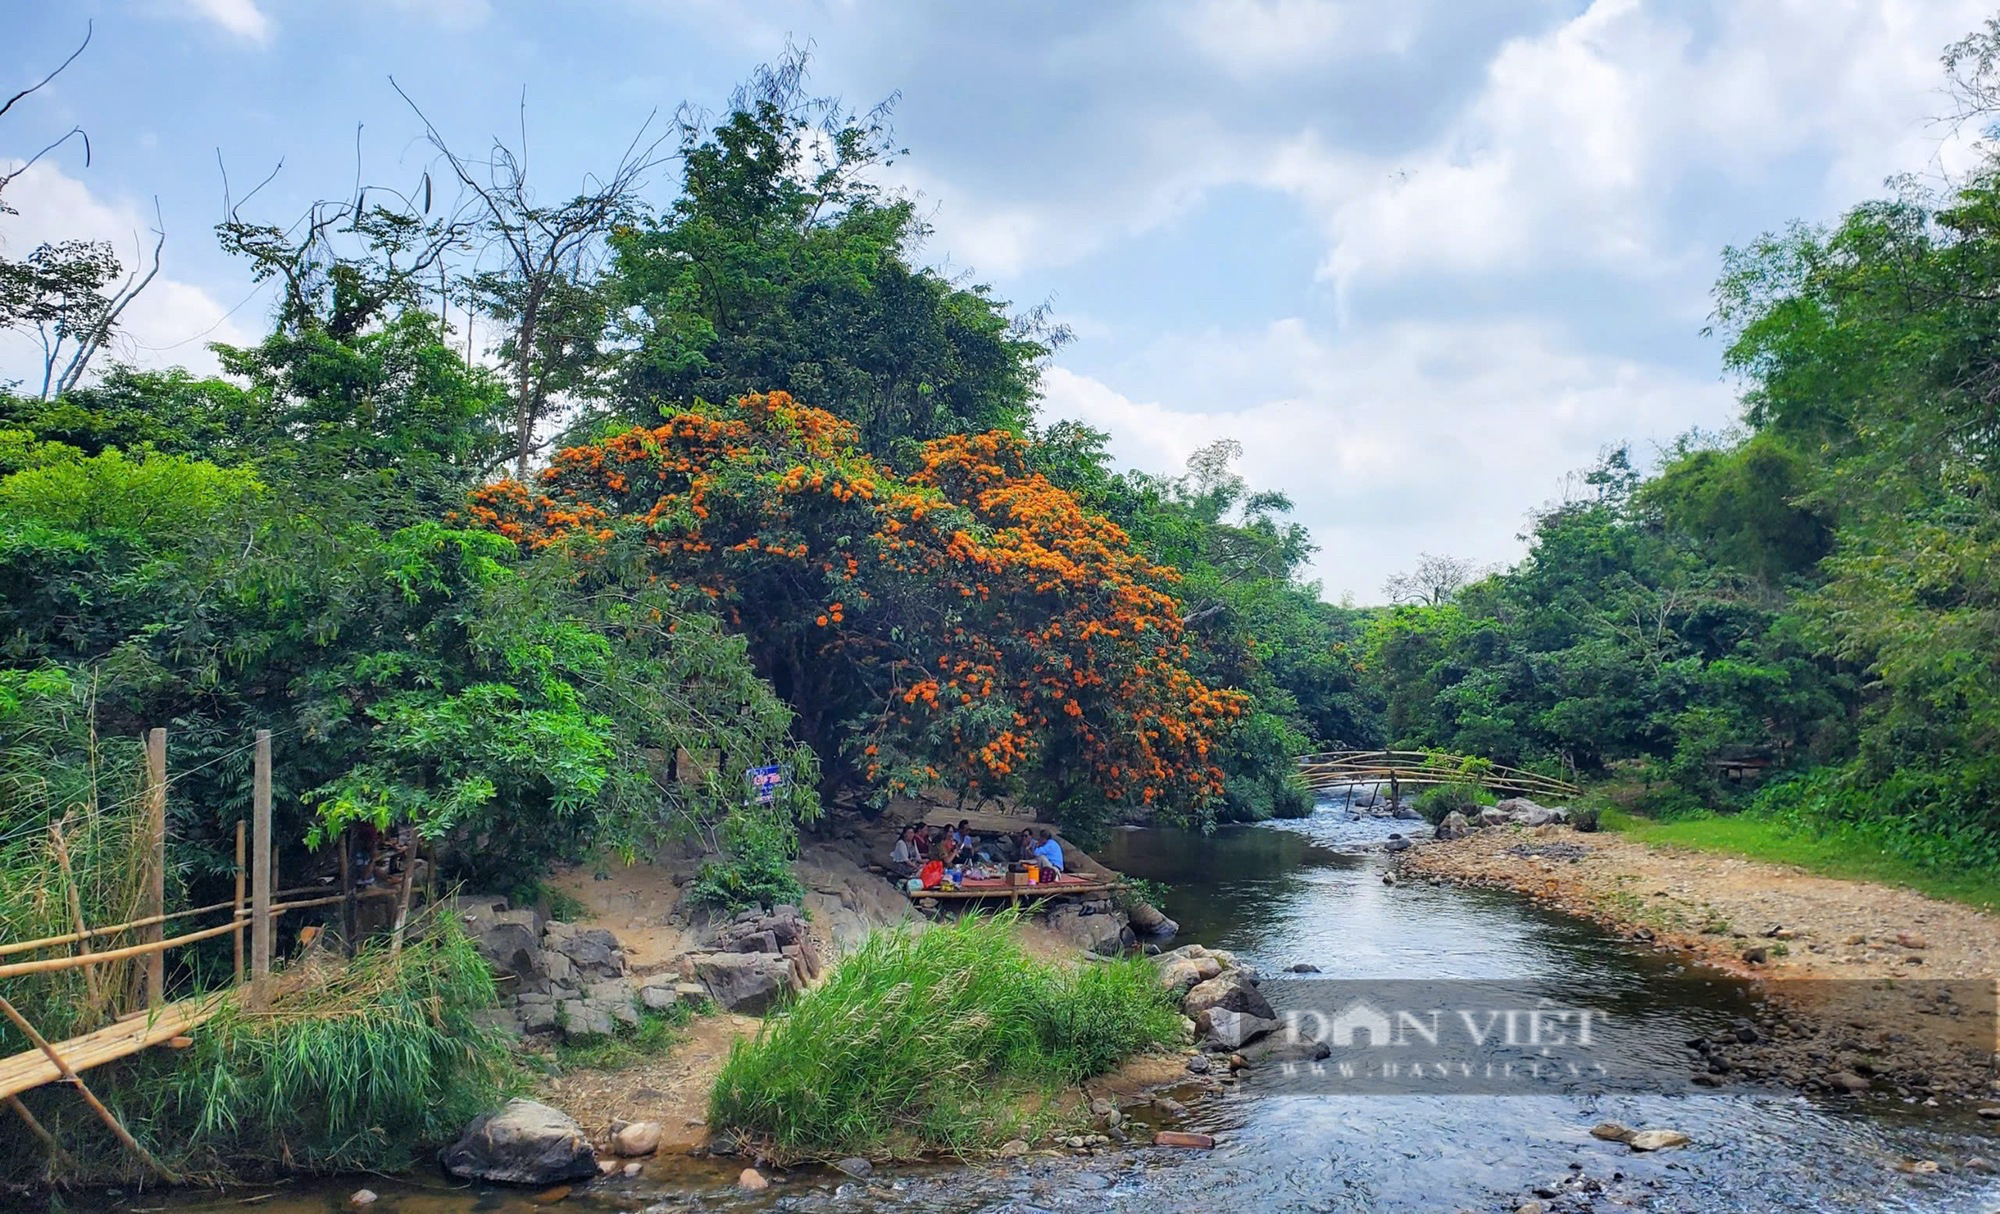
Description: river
xmin=84 ymin=800 xmax=2000 ymax=1213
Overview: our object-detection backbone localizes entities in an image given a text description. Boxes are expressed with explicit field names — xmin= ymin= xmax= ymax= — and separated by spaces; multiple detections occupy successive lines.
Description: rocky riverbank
xmin=1403 ymin=823 xmax=2000 ymax=1108
xmin=441 ymin=799 xmax=1186 ymax=1177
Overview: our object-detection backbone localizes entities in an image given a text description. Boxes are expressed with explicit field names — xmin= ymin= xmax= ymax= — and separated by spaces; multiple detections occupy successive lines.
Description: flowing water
xmin=74 ymin=800 xmax=2000 ymax=1213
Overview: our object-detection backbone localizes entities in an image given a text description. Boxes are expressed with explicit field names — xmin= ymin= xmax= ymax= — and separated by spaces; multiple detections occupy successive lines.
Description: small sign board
xmin=746 ymin=763 xmax=785 ymax=804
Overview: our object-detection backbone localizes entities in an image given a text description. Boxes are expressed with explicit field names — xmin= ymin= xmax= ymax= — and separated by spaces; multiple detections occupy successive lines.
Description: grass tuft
xmin=708 ymin=912 xmax=1179 ymax=1161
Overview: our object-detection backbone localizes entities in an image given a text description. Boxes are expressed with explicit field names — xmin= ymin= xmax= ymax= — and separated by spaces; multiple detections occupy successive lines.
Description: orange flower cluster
xmin=466 ymin=392 xmax=1244 ymax=815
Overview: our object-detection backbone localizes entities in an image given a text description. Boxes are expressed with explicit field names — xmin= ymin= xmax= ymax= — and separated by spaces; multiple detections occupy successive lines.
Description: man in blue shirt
xmin=1033 ymin=830 xmax=1066 ymax=874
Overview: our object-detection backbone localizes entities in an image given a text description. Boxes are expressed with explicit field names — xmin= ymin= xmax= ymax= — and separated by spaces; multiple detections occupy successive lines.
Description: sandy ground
xmin=1405 ymin=826 xmax=2000 ymax=1103
xmin=536 ymin=1013 xmax=759 ymax=1157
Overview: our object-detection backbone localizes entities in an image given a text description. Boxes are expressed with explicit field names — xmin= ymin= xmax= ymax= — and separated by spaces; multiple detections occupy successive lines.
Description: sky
xmin=2 ymin=0 xmax=1993 ymax=600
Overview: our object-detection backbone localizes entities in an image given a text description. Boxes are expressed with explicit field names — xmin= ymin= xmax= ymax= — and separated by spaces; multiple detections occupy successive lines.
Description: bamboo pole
xmin=388 ymin=832 xmax=417 ymax=960
xmin=0 ymin=920 xmax=243 ymax=980
xmin=250 ymin=730 xmax=272 ymax=1010
xmin=0 ymin=900 xmax=242 ymax=959
xmin=233 ymin=820 xmax=246 ymax=986
xmin=337 ymin=827 xmax=353 ymax=955
xmin=47 ymin=822 xmax=101 ymax=1006
xmin=142 ymin=728 xmax=166 ymax=1010
xmin=5 ymin=1093 xmax=64 ymax=1165
xmin=0 ymin=994 xmax=180 ymax=1184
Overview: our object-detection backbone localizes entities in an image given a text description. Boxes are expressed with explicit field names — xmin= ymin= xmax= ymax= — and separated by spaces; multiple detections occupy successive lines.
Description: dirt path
xmin=1404 ymin=826 xmax=2000 ymax=1104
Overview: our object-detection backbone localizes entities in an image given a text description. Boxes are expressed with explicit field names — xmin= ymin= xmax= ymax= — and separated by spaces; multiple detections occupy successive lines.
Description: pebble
xmin=1626 ymin=1129 xmax=1690 ymax=1152
xmin=738 ymin=1168 xmax=769 ymax=1191
xmin=835 ymin=1156 xmax=873 ymax=1178
xmin=533 ymin=1186 xmax=571 ymax=1204
xmin=1827 ymin=1071 xmax=1872 ymax=1094
xmin=1895 ymin=932 xmax=1929 ymax=950
xmin=998 ymin=1139 xmax=1030 ymax=1157
xmin=1894 ymin=1159 xmax=1940 ymax=1175
xmin=1186 ymin=1054 xmax=1211 ymax=1074
xmin=348 ymin=1191 xmax=377 ymax=1208
xmin=1978 ymin=1108 xmax=2000 ymax=1119
xmin=623 ymin=1161 xmax=642 ymax=1177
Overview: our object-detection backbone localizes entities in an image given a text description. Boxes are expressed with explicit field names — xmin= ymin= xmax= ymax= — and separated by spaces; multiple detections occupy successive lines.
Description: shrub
xmin=708 ymin=913 xmax=1179 ymax=1160
xmin=1414 ymin=782 xmax=1492 ymax=825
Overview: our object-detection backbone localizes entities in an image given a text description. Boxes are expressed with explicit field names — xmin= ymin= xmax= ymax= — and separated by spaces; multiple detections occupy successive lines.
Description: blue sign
xmin=747 ymin=764 xmax=785 ymax=804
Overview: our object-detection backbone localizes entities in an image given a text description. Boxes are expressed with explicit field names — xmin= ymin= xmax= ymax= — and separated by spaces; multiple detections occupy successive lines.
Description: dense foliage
xmin=1364 ymin=23 xmax=2000 ymax=876
xmin=0 ymin=47 xmax=1365 ymax=968
xmin=471 ymin=394 xmax=1251 ymax=830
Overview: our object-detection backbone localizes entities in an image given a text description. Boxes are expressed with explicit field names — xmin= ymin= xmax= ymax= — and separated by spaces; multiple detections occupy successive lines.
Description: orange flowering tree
xmin=468 ymin=391 xmax=1245 ymax=828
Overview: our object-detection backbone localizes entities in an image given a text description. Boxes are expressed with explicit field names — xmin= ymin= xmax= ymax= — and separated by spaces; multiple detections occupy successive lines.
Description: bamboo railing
xmin=1297 ymin=749 xmax=1581 ymax=801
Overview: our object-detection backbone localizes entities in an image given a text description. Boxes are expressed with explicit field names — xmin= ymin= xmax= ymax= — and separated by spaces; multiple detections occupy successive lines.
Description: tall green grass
xmin=141 ymin=918 xmax=513 ymax=1176
xmin=708 ymin=913 xmax=1179 ymax=1161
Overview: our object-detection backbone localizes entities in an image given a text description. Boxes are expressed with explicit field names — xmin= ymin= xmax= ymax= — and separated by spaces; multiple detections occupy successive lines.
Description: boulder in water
xmin=441 ymin=1099 xmax=598 ymax=1186
xmin=1201 ymin=1007 xmax=1280 ymax=1050
xmin=1384 ymin=833 xmax=1412 ymax=852
xmin=1183 ymin=973 xmax=1275 ymax=1022
xmin=1626 ymin=1128 xmax=1690 ymax=1151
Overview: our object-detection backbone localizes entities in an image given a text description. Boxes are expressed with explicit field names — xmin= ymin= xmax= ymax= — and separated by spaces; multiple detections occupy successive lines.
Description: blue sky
xmin=2 ymin=0 xmax=1990 ymax=599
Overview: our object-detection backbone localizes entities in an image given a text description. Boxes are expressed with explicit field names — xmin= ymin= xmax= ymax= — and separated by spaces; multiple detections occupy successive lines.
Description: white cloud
xmin=1173 ymin=0 xmax=1426 ymax=76
xmin=892 ymin=1 xmax=1994 ymax=288
xmin=181 ymin=0 xmax=273 ymax=43
xmin=0 ymin=163 xmax=260 ymax=392
xmin=1040 ymin=318 xmax=1735 ymax=600
xmin=1312 ymin=0 xmax=1996 ymax=288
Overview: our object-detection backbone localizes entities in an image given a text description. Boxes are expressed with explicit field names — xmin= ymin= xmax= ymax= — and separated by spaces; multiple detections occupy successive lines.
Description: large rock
xmin=1127 ymin=901 xmax=1178 ymax=937
xmin=1476 ymin=807 xmax=1511 ymax=828
xmin=1240 ymin=1035 xmax=1331 ymax=1064
xmin=1045 ymin=904 xmax=1134 ymax=956
xmin=465 ymin=912 xmax=546 ymax=994
xmin=1183 ymin=973 xmax=1276 ymax=1023
xmin=550 ymin=927 xmax=625 ymax=978
xmin=441 ymin=1099 xmax=598 ymax=1187
xmin=1434 ymin=811 xmax=1473 ymax=840
xmin=692 ymin=951 xmax=795 ymax=1014
xmin=1201 ymin=1007 xmax=1280 ymax=1050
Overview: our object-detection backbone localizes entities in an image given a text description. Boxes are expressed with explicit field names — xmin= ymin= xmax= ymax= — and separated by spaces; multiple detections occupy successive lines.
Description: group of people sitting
xmin=887 ymin=821 xmax=1068 ymax=880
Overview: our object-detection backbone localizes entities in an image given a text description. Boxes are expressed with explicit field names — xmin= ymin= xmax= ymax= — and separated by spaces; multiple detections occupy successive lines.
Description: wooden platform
xmin=906 ymin=875 xmax=1119 ymax=903
xmin=0 ymin=994 xmax=224 ymax=1100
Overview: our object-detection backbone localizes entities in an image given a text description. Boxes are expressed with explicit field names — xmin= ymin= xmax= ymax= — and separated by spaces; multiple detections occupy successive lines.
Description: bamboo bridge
xmin=0 ymin=728 xmax=421 ymax=1182
xmin=1296 ymin=749 xmax=1581 ymax=802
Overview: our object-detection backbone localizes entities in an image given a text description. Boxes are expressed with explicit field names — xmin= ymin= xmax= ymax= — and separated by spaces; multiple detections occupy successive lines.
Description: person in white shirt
xmin=889 ymin=827 xmax=922 ymax=878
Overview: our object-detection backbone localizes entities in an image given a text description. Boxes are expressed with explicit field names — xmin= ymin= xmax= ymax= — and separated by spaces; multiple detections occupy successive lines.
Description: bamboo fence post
xmin=388 ymin=829 xmax=416 ymax=959
xmin=47 ymin=821 xmax=101 ymax=1008
xmin=5 ymin=1093 xmax=64 ymax=1165
xmin=250 ymin=731 xmax=272 ymax=1009
xmin=142 ymin=728 xmax=167 ymax=1010
xmin=337 ymin=826 xmax=353 ymax=954
xmin=0 ymin=995 xmax=180 ymax=1184
xmin=233 ymin=819 xmax=247 ymax=985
